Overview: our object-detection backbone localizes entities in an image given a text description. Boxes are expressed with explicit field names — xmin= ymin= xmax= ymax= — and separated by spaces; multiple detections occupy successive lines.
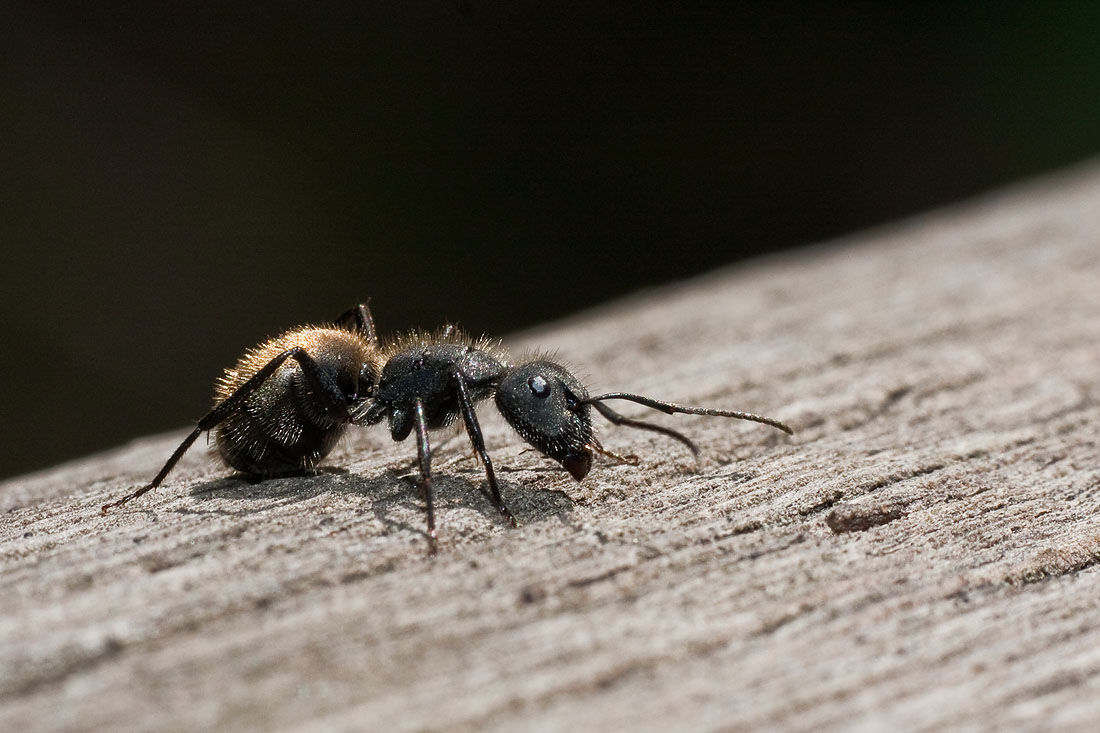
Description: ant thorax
xmin=366 ymin=331 xmax=508 ymax=438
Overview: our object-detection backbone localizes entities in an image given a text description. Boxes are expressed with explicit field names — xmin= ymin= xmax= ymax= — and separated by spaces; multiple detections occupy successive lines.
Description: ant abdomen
xmin=100 ymin=304 xmax=382 ymax=514
xmin=215 ymin=327 xmax=380 ymax=474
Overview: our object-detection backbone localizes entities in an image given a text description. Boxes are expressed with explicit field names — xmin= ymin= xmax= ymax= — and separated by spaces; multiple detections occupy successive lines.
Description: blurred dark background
xmin=3 ymin=2 xmax=1100 ymax=480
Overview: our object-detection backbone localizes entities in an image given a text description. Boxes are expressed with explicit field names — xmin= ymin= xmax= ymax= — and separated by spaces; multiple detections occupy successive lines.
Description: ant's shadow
xmin=181 ymin=463 xmax=576 ymax=538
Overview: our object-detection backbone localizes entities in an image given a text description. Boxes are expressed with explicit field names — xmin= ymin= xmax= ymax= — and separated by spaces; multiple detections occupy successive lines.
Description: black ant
xmin=100 ymin=304 xmax=382 ymax=514
xmin=360 ymin=316 xmax=793 ymax=548
xmin=101 ymin=303 xmax=793 ymax=554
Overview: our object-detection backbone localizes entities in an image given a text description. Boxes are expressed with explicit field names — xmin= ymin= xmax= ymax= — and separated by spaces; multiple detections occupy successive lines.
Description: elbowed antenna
xmin=582 ymin=392 xmax=794 ymax=435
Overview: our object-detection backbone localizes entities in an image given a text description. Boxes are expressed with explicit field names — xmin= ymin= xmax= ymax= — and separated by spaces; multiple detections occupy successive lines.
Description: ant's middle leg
xmin=334 ymin=302 xmax=379 ymax=346
xmin=411 ymin=399 xmax=438 ymax=552
xmin=452 ymin=372 xmax=518 ymax=528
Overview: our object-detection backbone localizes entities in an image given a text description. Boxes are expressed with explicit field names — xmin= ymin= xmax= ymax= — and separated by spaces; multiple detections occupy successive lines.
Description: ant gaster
xmin=100 ymin=305 xmax=382 ymax=513
xmin=361 ymin=316 xmax=793 ymax=547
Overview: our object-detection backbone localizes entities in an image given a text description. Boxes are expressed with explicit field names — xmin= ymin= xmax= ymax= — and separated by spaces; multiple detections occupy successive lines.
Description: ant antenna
xmin=582 ymin=392 xmax=794 ymax=435
xmin=589 ymin=401 xmax=703 ymax=457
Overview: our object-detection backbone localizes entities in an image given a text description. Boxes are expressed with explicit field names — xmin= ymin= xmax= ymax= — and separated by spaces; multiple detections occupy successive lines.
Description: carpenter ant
xmin=100 ymin=304 xmax=383 ymax=514
xmin=101 ymin=303 xmax=793 ymax=554
xmin=361 ymin=321 xmax=793 ymax=548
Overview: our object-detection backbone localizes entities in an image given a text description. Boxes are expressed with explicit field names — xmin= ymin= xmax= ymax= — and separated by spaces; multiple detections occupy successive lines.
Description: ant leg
xmin=411 ymin=399 xmax=438 ymax=552
xmin=98 ymin=425 xmax=207 ymax=514
xmin=591 ymin=401 xmax=701 ymax=457
xmin=452 ymin=372 xmax=518 ymax=527
xmin=100 ymin=347 xmax=347 ymax=514
xmin=334 ymin=302 xmax=378 ymax=346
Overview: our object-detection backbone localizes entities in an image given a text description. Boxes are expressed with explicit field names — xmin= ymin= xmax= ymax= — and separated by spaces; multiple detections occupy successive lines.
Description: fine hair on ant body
xmin=102 ymin=303 xmax=793 ymax=554
xmin=361 ymin=310 xmax=793 ymax=549
xmin=100 ymin=305 xmax=382 ymax=514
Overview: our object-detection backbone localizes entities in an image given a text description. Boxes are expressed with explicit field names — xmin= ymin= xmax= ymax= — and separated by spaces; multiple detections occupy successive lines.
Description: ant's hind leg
xmin=453 ymin=372 xmax=518 ymax=528
xmin=334 ymin=302 xmax=379 ymax=346
xmin=411 ymin=399 xmax=438 ymax=552
xmin=100 ymin=426 xmax=205 ymax=513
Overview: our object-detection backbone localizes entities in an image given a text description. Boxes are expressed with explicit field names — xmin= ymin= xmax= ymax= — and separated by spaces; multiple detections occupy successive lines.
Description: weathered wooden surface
xmin=3 ymin=164 xmax=1100 ymax=732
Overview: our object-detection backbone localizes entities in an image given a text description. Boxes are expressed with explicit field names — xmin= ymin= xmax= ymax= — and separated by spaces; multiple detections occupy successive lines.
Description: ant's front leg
xmin=452 ymin=372 xmax=518 ymax=528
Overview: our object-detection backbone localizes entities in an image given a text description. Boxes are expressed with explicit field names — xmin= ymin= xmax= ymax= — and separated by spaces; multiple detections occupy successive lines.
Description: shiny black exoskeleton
xmin=360 ymin=332 xmax=517 ymax=542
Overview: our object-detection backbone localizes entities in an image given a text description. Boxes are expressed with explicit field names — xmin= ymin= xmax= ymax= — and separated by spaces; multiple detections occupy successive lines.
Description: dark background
xmin=4 ymin=3 xmax=1100 ymax=480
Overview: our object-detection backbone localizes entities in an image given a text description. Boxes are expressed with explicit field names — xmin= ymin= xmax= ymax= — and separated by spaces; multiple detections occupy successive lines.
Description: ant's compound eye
xmin=527 ymin=375 xmax=552 ymax=399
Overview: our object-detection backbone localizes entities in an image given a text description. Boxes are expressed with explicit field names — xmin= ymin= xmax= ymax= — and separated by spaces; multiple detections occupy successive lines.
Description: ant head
xmin=495 ymin=359 xmax=594 ymax=480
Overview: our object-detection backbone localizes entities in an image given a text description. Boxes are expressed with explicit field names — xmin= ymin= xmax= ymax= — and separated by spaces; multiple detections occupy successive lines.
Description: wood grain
xmin=3 ymin=164 xmax=1100 ymax=731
